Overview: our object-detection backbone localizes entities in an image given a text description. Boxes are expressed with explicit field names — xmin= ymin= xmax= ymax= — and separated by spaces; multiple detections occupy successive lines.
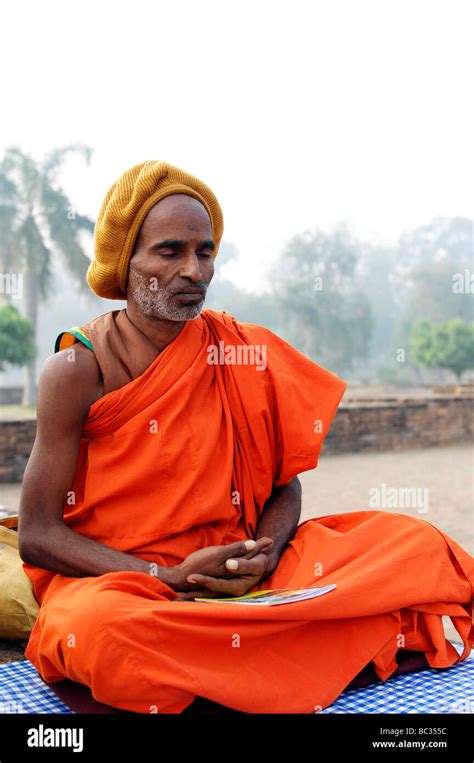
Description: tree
xmin=0 ymin=304 xmax=36 ymax=372
xmin=412 ymin=318 xmax=474 ymax=381
xmin=396 ymin=216 xmax=472 ymax=275
xmin=269 ymin=222 xmax=372 ymax=376
xmin=390 ymin=216 xmax=474 ymax=383
xmin=0 ymin=145 xmax=95 ymax=405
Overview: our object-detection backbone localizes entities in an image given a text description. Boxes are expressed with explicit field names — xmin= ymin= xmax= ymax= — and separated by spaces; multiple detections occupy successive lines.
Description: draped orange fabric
xmin=22 ymin=309 xmax=473 ymax=713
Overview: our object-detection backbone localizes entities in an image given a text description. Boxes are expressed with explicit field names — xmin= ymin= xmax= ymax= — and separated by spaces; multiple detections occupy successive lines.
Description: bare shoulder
xmin=38 ymin=343 xmax=104 ymax=425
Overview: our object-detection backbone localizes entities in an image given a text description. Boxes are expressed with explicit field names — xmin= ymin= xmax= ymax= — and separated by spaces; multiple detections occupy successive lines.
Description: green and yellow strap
xmin=54 ymin=326 xmax=94 ymax=353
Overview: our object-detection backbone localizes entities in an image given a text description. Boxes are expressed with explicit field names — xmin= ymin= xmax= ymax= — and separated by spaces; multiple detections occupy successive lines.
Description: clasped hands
xmin=171 ymin=537 xmax=277 ymax=601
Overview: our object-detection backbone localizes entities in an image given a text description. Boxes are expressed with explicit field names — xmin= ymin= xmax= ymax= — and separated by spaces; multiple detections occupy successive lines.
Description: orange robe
xmin=22 ymin=309 xmax=473 ymax=713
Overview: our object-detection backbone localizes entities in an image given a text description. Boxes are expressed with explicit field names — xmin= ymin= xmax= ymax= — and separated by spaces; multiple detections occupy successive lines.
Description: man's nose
xmin=179 ymin=252 xmax=204 ymax=281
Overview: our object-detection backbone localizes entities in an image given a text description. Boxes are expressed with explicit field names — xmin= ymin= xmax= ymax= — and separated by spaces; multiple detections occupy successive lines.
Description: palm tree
xmin=0 ymin=145 xmax=95 ymax=405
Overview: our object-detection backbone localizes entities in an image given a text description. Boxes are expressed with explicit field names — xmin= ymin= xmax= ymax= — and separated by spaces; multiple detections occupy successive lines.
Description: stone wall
xmin=0 ymin=419 xmax=36 ymax=483
xmin=0 ymin=387 xmax=23 ymax=405
xmin=323 ymin=396 xmax=473 ymax=455
xmin=0 ymin=395 xmax=472 ymax=483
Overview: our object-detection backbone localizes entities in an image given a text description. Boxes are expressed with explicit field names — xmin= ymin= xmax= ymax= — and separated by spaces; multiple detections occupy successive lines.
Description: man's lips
xmin=174 ymin=289 xmax=206 ymax=297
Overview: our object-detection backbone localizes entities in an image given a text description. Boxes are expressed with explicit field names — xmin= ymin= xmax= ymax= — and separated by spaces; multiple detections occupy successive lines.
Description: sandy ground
xmin=1 ymin=442 xmax=472 ymax=647
xmin=299 ymin=443 xmax=473 ymax=552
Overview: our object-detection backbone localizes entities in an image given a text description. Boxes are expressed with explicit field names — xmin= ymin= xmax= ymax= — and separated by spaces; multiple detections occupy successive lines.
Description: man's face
xmin=126 ymin=193 xmax=215 ymax=320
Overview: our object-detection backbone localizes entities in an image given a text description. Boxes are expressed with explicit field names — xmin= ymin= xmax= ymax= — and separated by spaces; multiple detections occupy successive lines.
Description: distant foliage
xmin=269 ymin=222 xmax=372 ymax=375
xmin=0 ymin=303 xmax=36 ymax=370
xmin=412 ymin=318 xmax=474 ymax=381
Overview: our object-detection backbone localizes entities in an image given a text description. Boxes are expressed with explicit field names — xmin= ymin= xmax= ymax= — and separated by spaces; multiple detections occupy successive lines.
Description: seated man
xmin=18 ymin=160 xmax=473 ymax=714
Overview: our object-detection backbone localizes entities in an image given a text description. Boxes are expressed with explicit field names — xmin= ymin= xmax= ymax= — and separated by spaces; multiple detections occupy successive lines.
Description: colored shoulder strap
xmin=54 ymin=326 xmax=94 ymax=353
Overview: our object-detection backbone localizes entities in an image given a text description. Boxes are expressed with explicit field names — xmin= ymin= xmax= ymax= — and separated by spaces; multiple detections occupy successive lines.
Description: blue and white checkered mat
xmin=0 ymin=659 xmax=73 ymax=714
xmin=0 ymin=644 xmax=472 ymax=714
xmin=321 ymin=647 xmax=473 ymax=714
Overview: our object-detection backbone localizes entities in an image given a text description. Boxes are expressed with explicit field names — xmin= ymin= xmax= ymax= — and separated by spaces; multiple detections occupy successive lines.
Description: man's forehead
xmin=135 ymin=194 xmax=213 ymax=249
xmin=141 ymin=194 xmax=211 ymax=232
xmin=150 ymin=193 xmax=209 ymax=218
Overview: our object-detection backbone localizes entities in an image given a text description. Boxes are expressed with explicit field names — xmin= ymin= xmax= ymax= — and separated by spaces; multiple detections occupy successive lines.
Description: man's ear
xmin=130 ymin=227 xmax=144 ymax=259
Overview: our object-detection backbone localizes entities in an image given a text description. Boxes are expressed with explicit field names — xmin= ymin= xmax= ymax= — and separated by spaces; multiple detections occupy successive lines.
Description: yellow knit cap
xmin=87 ymin=160 xmax=224 ymax=300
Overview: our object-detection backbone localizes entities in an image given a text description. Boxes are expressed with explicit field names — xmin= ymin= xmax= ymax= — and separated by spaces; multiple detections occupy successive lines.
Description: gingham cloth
xmin=0 ymin=659 xmax=73 ymax=714
xmin=0 ymin=643 xmax=472 ymax=714
xmin=321 ymin=643 xmax=473 ymax=714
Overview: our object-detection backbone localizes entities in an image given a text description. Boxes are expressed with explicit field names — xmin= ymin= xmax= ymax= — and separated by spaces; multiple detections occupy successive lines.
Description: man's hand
xmin=170 ymin=537 xmax=274 ymax=594
xmin=173 ymin=476 xmax=302 ymax=600
xmin=174 ymin=541 xmax=279 ymax=600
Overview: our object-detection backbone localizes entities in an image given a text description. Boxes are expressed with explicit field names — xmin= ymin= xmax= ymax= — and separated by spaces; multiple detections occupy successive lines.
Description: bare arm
xmin=255 ymin=475 xmax=302 ymax=579
xmin=18 ymin=343 xmax=177 ymax=590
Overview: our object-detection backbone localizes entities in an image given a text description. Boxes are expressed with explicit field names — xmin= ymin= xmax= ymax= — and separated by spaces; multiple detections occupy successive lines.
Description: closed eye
xmin=151 ymin=239 xmax=215 ymax=256
xmin=155 ymin=249 xmax=213 ymax=257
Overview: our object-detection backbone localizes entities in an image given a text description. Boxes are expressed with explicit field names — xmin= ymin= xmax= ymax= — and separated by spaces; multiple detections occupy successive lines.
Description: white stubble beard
xmin=127 ymin=262 xmax=207 ymax=321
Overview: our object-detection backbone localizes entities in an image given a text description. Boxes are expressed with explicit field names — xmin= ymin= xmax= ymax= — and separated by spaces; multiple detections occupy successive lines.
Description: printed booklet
xmin=194 ymin=584 xmax=336 ymax=605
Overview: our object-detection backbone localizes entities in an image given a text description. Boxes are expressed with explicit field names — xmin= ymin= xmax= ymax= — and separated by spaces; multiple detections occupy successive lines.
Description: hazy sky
xmin=2 ymin=0 xmax=472 ymax=288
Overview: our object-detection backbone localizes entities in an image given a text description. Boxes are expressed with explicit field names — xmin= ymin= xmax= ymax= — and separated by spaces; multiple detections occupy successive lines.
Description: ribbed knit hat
xmin=87 ymin=160 xmax=224 ymax=300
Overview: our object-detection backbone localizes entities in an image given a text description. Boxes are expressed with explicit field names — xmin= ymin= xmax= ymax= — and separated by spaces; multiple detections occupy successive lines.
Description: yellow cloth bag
xmin=0 ymin=524 xmax=39 ymax=640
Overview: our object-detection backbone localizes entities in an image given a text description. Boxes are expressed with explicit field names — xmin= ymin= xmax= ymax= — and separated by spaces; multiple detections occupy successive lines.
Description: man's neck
xmin=124 ymin=304 xmax=186 ymax=354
